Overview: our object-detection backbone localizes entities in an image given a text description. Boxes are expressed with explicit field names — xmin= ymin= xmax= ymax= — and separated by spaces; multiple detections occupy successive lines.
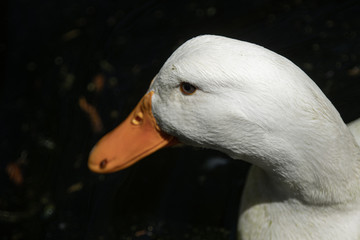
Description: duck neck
xmin=250 ymin=125 xmax=360 ymax=205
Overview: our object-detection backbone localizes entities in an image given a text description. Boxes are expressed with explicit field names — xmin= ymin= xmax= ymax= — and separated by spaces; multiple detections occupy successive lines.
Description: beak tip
xmin=88 ymin=150 xmax=102 ymax=173
xmin=88 ymin=160 xmax=99 ymax=173
xmin=88 ymin=144 xmax=109 ymax=172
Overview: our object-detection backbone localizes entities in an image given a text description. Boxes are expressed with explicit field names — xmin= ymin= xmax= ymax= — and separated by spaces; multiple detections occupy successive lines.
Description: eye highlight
xmin=180 ymin=82 xmax=197 ymax=95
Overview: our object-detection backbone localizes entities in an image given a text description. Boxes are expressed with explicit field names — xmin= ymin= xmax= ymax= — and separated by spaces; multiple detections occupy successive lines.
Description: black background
xmin=3 ymin=0 xmax=360 ymax=239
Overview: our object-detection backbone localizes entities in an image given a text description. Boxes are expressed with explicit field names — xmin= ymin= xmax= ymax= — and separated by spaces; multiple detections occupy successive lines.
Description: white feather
xmin=148 ymin=35 xmax=360 ymax=240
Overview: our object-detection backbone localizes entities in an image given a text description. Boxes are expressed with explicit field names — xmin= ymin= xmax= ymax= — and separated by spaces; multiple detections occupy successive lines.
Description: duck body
xmin=89 ymin=35 xmax=360 ymax=239
xmin=240 ymin=166 xmax=360 ymax=240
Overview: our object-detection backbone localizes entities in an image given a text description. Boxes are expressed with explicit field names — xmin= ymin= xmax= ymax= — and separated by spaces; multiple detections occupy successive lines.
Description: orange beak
xmin=88 ymin=91 xmax=177 ymax=173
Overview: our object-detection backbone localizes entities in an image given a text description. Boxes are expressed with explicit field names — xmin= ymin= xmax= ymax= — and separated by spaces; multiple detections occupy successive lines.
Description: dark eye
xmin=180 ymin=82 xmax=197 ymax=95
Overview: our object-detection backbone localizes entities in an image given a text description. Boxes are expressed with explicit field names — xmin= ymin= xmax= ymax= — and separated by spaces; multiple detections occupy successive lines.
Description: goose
xmin=88 ymin=35 xmax=360 ymax=240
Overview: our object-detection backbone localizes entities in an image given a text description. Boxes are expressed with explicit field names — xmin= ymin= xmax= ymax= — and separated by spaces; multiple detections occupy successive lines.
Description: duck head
xmin=88 ymin=35 xmax=346 ymax=176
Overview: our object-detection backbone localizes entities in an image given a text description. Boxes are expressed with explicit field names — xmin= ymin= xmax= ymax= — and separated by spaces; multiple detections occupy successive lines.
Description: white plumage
xmin=148 ymin=35 xmax=360 ymax=240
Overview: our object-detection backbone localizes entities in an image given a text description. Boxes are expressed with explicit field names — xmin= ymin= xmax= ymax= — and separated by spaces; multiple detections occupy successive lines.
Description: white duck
xmin=88 ymin=35 xmax=360 ymax=240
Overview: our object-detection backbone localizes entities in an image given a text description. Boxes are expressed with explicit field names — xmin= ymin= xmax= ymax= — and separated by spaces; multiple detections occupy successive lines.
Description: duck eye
xmin=180 ymin=82 xmax=197 ymax=95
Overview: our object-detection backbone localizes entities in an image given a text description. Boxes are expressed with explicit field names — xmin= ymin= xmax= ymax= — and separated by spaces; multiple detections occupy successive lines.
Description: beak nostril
xmin=131 ymin=112 xmax=144 ymax=125
xmin=100 ymin=159 xmax=108 ymax=169
xmin=135 ymin=115 xmax=142 ymax=122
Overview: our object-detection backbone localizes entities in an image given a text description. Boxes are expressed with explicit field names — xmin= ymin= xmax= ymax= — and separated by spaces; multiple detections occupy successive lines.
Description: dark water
xmin=2 ymin=0 xmax=360 ymax=239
